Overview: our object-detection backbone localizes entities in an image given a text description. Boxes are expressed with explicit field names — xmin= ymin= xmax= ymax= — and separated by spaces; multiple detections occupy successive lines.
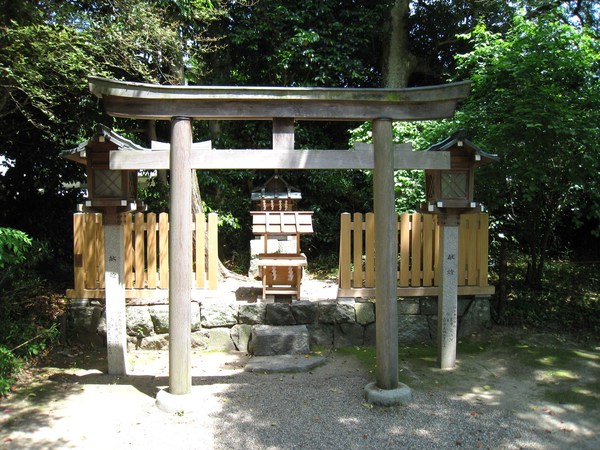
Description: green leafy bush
xmin=494 ymin=260 xmax=600 ymax=336
xmin=0 ymin=346 xmax=22 ymax=397
xmin=0 ymin=227 xmax=64 ymax=397
xmin=0 ymin=227 xmax=32 ymax=269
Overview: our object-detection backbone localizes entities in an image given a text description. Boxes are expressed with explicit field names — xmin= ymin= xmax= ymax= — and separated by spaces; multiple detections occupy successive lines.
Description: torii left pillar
xmin=156 ymin=117 xmax=194 ymax=412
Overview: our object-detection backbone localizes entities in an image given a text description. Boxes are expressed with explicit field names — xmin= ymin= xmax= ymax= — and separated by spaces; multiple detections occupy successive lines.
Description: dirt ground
xmin=0 ymin=327 xmax=598 ymax=449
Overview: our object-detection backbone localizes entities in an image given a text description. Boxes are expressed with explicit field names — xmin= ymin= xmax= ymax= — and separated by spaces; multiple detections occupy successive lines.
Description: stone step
xmin=249 ymin=324 xmax=310 ymax=356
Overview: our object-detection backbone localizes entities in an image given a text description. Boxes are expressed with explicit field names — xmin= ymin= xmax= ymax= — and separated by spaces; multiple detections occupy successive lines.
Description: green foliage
xmin=348 ymin=120 xmax=450 ymax=213
xmin=0 ymin=226 xmax=64 ymax=397
xmin=138 ymin=175 xmax=171 ymax=213
xmin=0 ymin=228 xmax=32 ymax=269
xmin=393 ymin=12 xmax=600 ymax=289
xmin=495 ymin=261 xmax=600 ymax=334
xmin=0 ymin=346 xmax=22 ymax=397
xmin=207 ymin=0 xmax=387 ymax=87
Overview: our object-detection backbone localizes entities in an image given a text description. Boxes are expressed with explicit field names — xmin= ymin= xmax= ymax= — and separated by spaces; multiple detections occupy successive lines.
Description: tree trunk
xmin=383 ymin=0 xmax=415 ymax=88
xmin=146 ymin=120 xmax=168 ymax=185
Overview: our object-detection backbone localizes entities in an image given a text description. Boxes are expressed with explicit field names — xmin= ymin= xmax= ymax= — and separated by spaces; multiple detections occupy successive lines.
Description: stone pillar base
xmin=364 ymin=382 xmax=412 ymax=406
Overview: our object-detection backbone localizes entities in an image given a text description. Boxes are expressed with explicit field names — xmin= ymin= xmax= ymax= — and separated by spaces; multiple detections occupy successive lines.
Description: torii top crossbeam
xmin=89 ymin=76 xmax=469 ymax=121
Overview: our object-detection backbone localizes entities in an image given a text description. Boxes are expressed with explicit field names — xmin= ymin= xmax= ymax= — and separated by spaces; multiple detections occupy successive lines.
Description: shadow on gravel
xmin=1 ymin=329 xmax=598 ymax=450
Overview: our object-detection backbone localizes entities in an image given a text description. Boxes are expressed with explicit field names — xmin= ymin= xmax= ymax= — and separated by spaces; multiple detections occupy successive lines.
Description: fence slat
xmin=134 ymin=212 xmax=145 ymax=288
xmin=410 ymin=213 xmax=422 ymax=287
xmin=195 ymin=213 xmax=206 ymax=288
xmin=352 ymin=212 xmax=363 ymax=288
xmin=339 ymin=213 xmax=352 ymax=290
xmin=466 ymin=214 xmax=479 ymax=285
xmin=83 ymin=214 xmax=98 ymax=289
xmin=365 ymin=213 xmax=375 ymax=287
xmin=399 ymin=214 xmax=410 ymax=286
xmin=97 ymin=215 xmax=105 ymax=289
xmin=146 ymin=213 xmax=157 ymax=289
xmin=158 ymin=213 xmax=169 ymax=288
xmin=434 ymin=215 xmax=440 ymax=286
xmin=422 ymin=214 xmax=434 ymax=286
xmin=123 ymin=213 xmax=134 ymax=288
xmin=458 ymin=216 xmax=468 ymax=285
xmin=73 ymin=213 xmax=84 ymax=293
xmin=208 ymin=212 xmax=218 ymax=290
xmin=478 ymin=214 xmax=489 ymax=286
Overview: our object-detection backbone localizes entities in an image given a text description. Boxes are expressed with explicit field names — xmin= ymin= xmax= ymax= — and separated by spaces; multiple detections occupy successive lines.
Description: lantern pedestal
xmin=437 ymin=213 xmax=460 ymax=369
xmin=104 ymin=217 xmax=127 ymax=375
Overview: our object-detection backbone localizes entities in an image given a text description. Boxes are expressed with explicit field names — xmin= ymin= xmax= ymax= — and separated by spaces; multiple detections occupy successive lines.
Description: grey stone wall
xmin=67 ymin=296 xmax=490 ymax=351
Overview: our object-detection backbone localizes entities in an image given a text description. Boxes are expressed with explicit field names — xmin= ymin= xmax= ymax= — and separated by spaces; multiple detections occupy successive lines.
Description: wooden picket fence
xmin=338 ymin=212 xmax=494 ymax=297
xmin=67 ymin=212 xmax=219 ymax=299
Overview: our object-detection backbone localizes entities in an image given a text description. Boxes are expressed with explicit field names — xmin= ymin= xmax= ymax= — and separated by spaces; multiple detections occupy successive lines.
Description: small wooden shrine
xmin=250 ymin=174 xmax=313 ymax=300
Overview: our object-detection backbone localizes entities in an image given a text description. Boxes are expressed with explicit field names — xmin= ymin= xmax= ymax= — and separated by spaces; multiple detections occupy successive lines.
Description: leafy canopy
xmin=451 ymin=13 xmax=600 ymax=285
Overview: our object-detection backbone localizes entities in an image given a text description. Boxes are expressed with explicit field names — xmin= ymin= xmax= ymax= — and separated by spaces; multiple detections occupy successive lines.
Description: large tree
xmin=451 ymin=13 xmax=600 ymax=289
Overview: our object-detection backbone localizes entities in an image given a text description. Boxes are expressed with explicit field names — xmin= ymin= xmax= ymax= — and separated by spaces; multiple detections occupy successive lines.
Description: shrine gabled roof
xmin=424 ymin=129 xmax=499 ymax=165
xmin=61 ymin=124 xmax=149 ymax=165
xmin=251 ymin=174 xmax=302 ymax=201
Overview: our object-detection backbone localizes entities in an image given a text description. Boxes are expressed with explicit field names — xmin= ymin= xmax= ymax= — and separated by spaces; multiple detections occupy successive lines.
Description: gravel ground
xmin=1 ymin=339 xmax=598 ymax=450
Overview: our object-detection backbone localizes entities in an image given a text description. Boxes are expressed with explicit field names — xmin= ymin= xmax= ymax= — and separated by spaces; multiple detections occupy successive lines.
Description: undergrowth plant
xmin=0 ymin=227 xmax=64 ymax=397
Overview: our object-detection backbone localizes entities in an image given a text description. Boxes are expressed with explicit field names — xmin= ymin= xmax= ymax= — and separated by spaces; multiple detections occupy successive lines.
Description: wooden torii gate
xmin=88 ymin=76 xmax=470 ymax=407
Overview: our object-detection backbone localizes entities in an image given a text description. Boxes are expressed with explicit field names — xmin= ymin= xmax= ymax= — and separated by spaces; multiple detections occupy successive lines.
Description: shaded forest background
xmin=1 ymin=0 xmax=599 ymax=380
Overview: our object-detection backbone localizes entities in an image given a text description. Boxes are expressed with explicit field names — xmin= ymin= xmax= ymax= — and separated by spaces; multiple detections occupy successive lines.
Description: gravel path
xmin=1 ymin=342 xmax=598 ymax=450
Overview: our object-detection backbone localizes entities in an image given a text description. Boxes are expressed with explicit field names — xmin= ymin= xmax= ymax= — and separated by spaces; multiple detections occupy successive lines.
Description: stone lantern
xmin=422 ymin=130 xmax=497 ymax=370
xmin=63 ymin=124 xmax=143 ymax=219
xmin=423 ymin=129 xmax=498 ymax=216
xmin=62 ymin=124 xmax=149 ymax=375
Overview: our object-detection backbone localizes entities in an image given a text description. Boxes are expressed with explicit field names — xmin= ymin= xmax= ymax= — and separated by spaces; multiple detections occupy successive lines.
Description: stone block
xmin=355 ymin=302 xmax=375 ymax=325
xmin=200 ymin=301 xmax=237 ymax=328
xmin=334 ymin=322 xmax=365 ymax=347
xmin=238 ymin=303 xmax=267 ymax=324
xmin=266 ymin=303 xmax=296 ymax=325
xmin=459 ymin=296 xmax=491 ymax=338
xmin=291 ymin=301 xmax=318 ymax=324
xmin=191 ymin=302 xmax=201 ymax=331
xmin=70 ymin=306 xmax=102 ymax=333
xmin=427 ymin=315 xmax=438 ymax=340
xmin=207 ymin=328 xmax=236 ymax=351
xmin=317 ymin=301 xmax=337 ymax=324
xmin=398 ymin=315 xmax=431 ymax=344
xmin=148 ymin=305 xmax=169 ymax=334
xmin=231 ymin=324 xmax=253 ymax=352
xmin=420 ymin=297 xmax=438 ymax=315
xmin=96 ymin=309 xmax=107 ymax=336
xmin=398 ymin=299 xmax=420 ymax=315
xmin=335 ymin=300 xmax=356 ymax=323
xmin=249 ymin=325 xmax=310 ymax=356
xmin=458 ymin=297 xmax=472 ymax=316
xmin=138 ymin=334 xmax=169 ymax=350
xmin=364 ymin=323 xmax=376 ymax=346
xmin=191 ymin=330 xmax=209 ymax=349
xmin=307 ymin=324 xmax=333 ymax=347
xmin=126 ymin=306 xmax=154 ymax=337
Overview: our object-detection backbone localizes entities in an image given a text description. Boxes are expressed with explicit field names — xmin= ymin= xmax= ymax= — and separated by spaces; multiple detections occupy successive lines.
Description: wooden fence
xmin=67 ymin=212 xmax=219 ymax=299
xmin=338 ymin=212 xmax=494 ymax=297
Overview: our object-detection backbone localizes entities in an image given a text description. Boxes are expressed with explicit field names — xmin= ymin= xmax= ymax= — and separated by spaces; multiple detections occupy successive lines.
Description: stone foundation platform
xmin=67 ymin=295 xmax=491 ymax=351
